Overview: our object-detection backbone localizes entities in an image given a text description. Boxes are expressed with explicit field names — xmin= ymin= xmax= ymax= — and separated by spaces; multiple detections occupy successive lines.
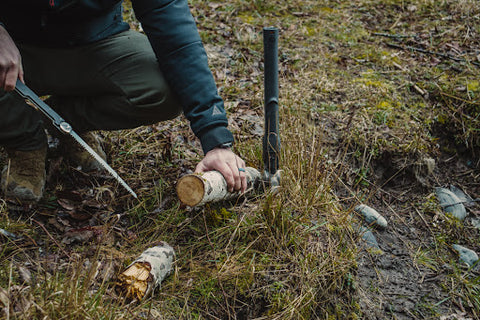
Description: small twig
xmin=3 ymin=160 xmax=10 ymax=198
xmin=441 ymin=198 xmax=480 ymax=209
xmin=372 ymin=32 xmax=417 ymax=39
xmin=439 ymin=91 xmax=480 ymax=106
xmin=386 ymin=43 xmax=480 ymax=67
xmin=344 ymin=103 xmax=361 ymax=131
xmin=33 ymin=219 xmax=71 ymax=259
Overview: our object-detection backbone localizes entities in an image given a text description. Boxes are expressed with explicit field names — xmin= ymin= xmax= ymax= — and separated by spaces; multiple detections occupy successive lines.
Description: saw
xmin=14 ymin=80 xmax=137 ymax=199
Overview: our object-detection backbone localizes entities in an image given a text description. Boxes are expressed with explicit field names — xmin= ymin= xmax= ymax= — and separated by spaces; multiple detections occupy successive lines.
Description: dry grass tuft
xmin=1 ymin=0 xmax=480 ymax=319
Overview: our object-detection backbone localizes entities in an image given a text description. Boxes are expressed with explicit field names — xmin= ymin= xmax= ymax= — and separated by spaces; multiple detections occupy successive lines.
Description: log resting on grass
xmin=116 ymin=242 xmax=175 ymax=301
xmin=176 ymin=167 xmax=262 ymax=207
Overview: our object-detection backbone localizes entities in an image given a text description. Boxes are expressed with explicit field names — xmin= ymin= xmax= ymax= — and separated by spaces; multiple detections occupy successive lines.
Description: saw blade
xmin=14 ymin=80 xmax=137 ymax=199
xmin=69 ymin=130 xmax=138 ymax=198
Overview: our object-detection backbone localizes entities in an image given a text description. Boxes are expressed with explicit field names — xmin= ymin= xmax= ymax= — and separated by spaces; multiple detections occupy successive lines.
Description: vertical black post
xmin=263 ymin=27 xmax=280 ymax=176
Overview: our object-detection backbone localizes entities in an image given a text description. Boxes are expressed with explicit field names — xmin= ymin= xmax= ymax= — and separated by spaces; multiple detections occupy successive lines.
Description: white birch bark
xmin=176 ymin=167 xmax=262 ymax=206
xmin=117 ymin=242 xmax=175 ymax=300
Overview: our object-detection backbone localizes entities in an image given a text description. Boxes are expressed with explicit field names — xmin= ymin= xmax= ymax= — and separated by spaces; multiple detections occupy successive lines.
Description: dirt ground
xmin=1 ymin=1 xmax=480 ymax=318
xmin=352 ymin=146 xmax=480 ymax=319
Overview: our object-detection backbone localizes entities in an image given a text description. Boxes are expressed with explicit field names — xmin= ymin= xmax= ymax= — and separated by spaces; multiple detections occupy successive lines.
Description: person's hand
xmin=0 ymin=24 xmax=23 ymax=91
xmin=195 ymin=148 xmax=247 ymax=193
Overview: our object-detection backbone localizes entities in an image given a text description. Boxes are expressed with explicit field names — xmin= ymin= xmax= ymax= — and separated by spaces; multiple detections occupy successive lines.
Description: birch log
xmin=176 ymin=167 xmax=262 ymax=207
xmin=116 ymin=242 xmax=175 ymax=300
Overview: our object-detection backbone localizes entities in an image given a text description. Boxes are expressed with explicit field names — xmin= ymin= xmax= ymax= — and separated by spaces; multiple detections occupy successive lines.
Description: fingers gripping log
xmin=176 ymin=167 xmax=262 ymax=207
xmin=176 ymin=27 xmax=281 ymax=207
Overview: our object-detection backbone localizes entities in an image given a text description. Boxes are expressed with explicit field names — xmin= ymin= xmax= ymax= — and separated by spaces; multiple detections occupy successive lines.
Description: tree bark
xmin=116 ymin=242 xmax=175 ymax=300
xmin=176 ymin=167 xmax=262 ymax=206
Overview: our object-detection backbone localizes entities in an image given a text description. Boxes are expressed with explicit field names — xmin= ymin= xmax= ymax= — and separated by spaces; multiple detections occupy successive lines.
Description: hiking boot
xmin=63 ymin=132 xmax=107 ymax=172
xmin=1 ymin=147 xmax=47 ymax=202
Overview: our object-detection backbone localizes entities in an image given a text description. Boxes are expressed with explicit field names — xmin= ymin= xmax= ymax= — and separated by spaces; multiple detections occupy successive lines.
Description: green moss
xmin=467 ymin=80 xmax=480 ymax=93
xmin=238 ymin=13 xmax=255 ymax=24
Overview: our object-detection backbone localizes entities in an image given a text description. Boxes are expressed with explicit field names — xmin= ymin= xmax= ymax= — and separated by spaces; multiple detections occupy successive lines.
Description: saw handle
xmin=262 ymin=27 xmax=280 ymax=175
xmin=14 ymin=80 xmax=69 ymax=132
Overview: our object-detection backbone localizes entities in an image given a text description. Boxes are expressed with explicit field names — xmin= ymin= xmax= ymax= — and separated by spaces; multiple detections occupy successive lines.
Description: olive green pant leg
xmin=0 ymin=90 xmax=47 ymax=151
xmin=13 ymin=30 xmax=181 ymax=138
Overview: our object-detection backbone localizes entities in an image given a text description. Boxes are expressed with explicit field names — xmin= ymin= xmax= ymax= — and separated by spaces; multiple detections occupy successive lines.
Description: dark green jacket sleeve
xmin=132 ymin=0 xmax=233 ymax=154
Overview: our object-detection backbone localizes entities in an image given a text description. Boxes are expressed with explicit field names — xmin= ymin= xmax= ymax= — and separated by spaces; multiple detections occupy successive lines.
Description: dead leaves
xmin=229 ymin=102 xmax=264 ymax=139
xmin=62 ymin=226 xmax=109 ymax=245
xmin=55 ymin=190 xmax=111 ymax=221
xmin=0 ymin=285 xmax=33 ymax=318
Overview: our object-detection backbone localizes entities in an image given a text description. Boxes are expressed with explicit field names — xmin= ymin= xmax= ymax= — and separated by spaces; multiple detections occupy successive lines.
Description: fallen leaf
xmin=66 ymin=210 xmax=93 ymax=221
xmin=62 ymin=227 xmax=98 ymax=245
xmin=56 ymin=190 xmax=83 ymax=202
xmin=0 ymin=287 xmax=9 ymax=308
xmin=57 ymin=198 xmax=75 ymax=211
xmin=9 ymin=286 xmax=32 ymax=314
xmin=17 ymin=266 xmax=32 ymax=285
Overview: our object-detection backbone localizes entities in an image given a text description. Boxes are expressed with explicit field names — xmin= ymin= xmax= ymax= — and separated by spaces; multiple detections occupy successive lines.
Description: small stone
xmin=435 ymin=187 xmax=467 ymax=220
xmin=448 ymin=185 xmax=475 ymax=207
xmin=452 ymin=244 xmax=478 ymax=267
xmin=354 ymin=204 xmax=388 ymax=229
xmin=407 ymin=4 xmax=417 ymax=12
xmin=471 ymin=218 xmax=480 ymax=229
xmin=358 ymin=226 xmax=380 ymax=249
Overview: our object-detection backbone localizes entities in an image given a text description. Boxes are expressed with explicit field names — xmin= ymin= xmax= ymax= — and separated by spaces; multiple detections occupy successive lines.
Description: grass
xmin=1 ymin=0 xmax=480 ymax=318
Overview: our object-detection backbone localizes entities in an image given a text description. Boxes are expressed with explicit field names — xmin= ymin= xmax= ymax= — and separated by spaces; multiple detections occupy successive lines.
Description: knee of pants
xmin=130 ymin=88 xmax=182 ymax=123
xmin=126 ymin=73 xmax=183 ymax=124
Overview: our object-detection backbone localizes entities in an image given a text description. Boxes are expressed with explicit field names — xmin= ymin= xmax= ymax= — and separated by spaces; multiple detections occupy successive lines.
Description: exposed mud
xmin=352 ymin=147 xmax=480 ymax=319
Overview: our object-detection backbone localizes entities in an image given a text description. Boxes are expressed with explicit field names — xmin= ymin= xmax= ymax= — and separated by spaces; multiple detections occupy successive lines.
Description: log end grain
xmin=176 ymin=174 xmax=206 ymax=206
xmin=117 ymin=261 xmax=152 ymax=300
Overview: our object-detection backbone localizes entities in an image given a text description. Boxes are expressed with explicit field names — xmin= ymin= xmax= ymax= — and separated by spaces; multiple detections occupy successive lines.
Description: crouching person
xmin=0 ymin=0 xmax=247 ymax=203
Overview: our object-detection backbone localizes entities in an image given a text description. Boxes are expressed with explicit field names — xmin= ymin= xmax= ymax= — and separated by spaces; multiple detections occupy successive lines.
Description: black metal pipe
xmin=263 ymin=27 xmax=280 ymax=175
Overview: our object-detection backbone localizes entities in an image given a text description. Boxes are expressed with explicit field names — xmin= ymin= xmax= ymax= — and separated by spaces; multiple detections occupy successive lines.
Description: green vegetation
xmin=1 ymin=0 xmax=480 ymax=318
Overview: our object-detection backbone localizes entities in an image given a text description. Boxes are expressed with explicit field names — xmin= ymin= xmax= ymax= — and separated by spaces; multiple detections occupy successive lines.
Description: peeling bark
xmin=117 ymin=242 xmax=175 ymax=300
xmin=176 ymin=167 xmax=262 ymax=206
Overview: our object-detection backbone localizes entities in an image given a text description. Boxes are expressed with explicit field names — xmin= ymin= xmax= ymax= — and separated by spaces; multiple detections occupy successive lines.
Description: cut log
xmin=176 ymin=167 xmax=262 ymax=207
xmin=116 ymin=242 xmax=175 ymax=300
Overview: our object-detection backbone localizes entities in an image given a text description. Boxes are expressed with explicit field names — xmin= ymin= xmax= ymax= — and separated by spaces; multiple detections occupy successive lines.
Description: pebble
xmin=471 ymin=218 xmax=480 ymax=230
xmin=354 ymin=204 xmax=388 ymax=229
xmin=435 ymin=187 xmax=467 ymax=220
xmin=448 ymin=185 xmax=475 ymax=207
xmin=452 ymin=244 xmax=478 ymax=267
xmin=357 ymin=226 xmax=380 ymax=249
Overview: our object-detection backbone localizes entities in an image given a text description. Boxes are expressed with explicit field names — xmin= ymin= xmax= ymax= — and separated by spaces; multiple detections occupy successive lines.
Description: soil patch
xmin=352 ymin=147 xmax=480 ymax=319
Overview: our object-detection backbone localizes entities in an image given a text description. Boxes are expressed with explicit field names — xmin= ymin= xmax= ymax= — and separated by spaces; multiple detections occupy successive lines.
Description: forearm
xmin=132 ymin=0 xmax=233 ymax=153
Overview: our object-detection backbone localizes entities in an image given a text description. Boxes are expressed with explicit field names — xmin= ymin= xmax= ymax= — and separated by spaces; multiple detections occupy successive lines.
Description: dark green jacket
xmin=0 ymin=0 xmax=233 ymax=154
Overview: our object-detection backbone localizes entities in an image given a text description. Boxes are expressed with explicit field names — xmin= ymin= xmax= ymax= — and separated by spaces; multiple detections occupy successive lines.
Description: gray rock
xmin=448 ymin=185 xmax=475 ymax=207
xmin=471 ymin=218 xmax=480 ymax=230
xmin=354 ymin=204 xmax=388 ymax=229
xmin=452 ymin=244 xmax=478 ymax=267
xmin=435 ymin=187 xmax=467 ymax=220
xmin=356 ymin=226 xmax=380 ymax=249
